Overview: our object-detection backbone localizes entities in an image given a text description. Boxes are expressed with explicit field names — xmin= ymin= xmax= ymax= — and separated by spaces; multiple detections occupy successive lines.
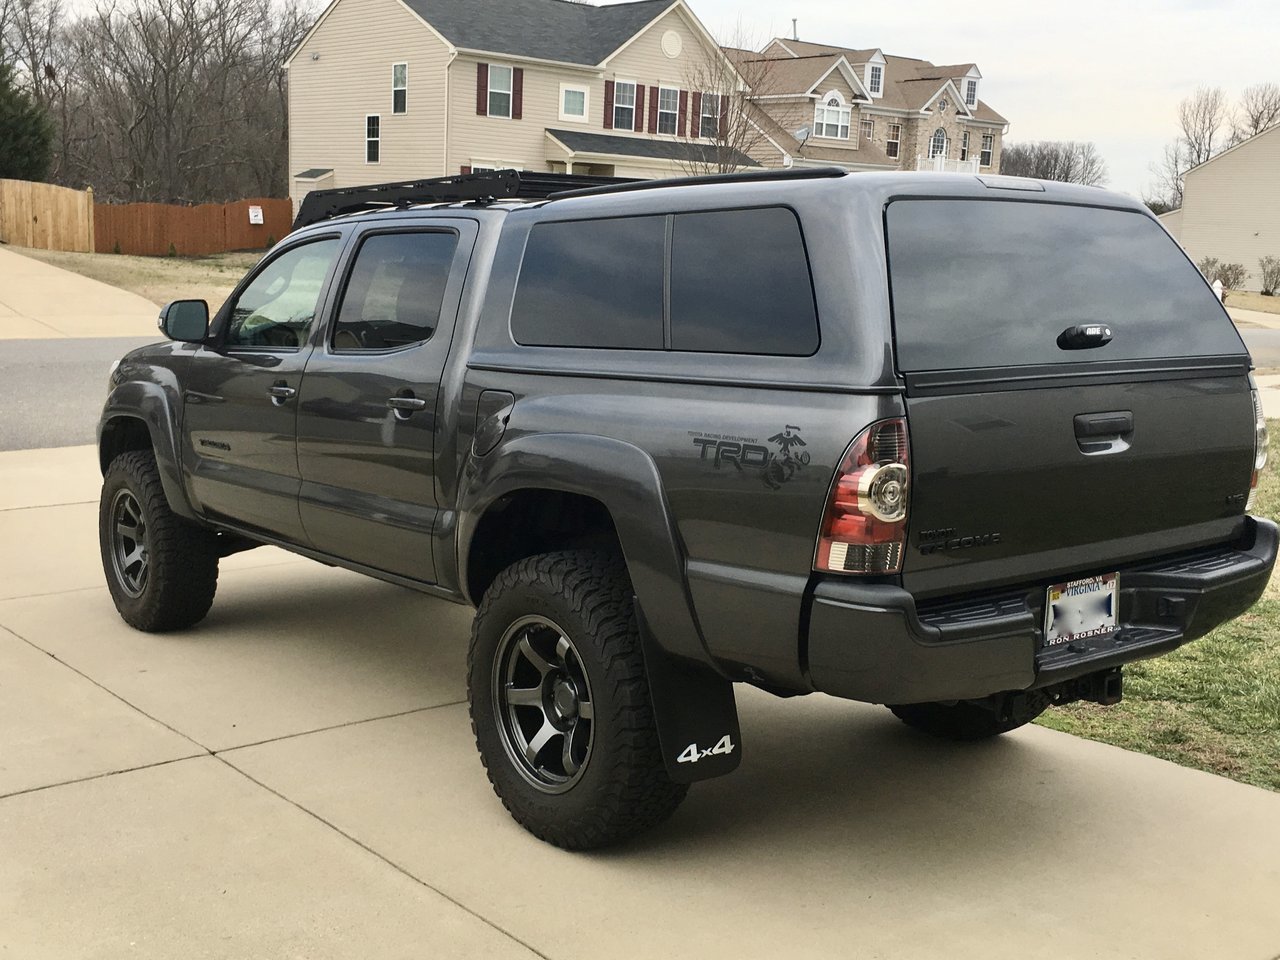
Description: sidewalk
xmin=3 ymin=445 xmax=1280 ymax=959
xmin=0 ymin=245 xmax=159 ymax=338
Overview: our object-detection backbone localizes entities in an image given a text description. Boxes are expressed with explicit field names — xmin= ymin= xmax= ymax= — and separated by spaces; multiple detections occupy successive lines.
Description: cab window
xmin=224 ymin=238 xmax=342 ymax=349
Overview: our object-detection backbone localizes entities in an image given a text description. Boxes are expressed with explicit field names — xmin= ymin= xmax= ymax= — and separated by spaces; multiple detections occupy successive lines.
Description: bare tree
xmin=1231 ymin=82 xmax=1280 ymax=144
xmin=1178 ymin=85 xmax=1228 ymax=166
xmin=674 ymin=30 xmax=778 ymax=176
xmin=998 ymin=140 xmax=1108 ymax=186
xmin=1146 ymin=138 xmax=1187 ymax=210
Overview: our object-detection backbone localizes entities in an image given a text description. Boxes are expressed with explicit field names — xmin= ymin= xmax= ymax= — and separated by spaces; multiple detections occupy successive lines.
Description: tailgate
xmin=885 ymin=196 xmax=1255 ymax=599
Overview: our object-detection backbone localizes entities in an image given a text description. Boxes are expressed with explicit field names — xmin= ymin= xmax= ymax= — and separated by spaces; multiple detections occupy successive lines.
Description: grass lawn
xmin=1037 ymin=422 xmax=1280 ymax=790
xmin=13 ymin=247 xmax=263 ymax=311
xmin=1226 ymin=289 xmax=1280 ymax=316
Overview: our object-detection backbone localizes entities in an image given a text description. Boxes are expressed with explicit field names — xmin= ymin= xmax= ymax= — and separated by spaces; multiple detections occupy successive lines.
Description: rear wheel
xmin=888 ymin=694 xmax=1049 ymax=741
xmin=468 ymin=550 xmax=687 ymax=849
xmin=99 ymin=450 xmax=219 ymax=631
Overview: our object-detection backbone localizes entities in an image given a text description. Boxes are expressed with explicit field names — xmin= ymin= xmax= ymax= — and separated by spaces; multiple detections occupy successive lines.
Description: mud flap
xmin=637 ymin=603 xmax=741 ymax=783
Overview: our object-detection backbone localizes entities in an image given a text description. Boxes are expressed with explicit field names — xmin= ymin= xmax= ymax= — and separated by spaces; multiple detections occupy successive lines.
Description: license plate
xmin=1044 ymin=573 xmax=1118 ymax=647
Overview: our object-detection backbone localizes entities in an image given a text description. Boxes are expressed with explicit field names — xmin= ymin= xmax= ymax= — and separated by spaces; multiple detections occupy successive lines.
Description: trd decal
xmin=690 ymin=425 xmax=810 ymax=490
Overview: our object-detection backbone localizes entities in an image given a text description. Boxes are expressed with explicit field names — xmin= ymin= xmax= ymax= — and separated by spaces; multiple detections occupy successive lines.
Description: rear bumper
xmin=804 ymin=517 xmax=1278 ymax=705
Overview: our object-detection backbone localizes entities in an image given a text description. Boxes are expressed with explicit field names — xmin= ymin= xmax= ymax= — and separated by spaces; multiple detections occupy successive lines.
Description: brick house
xmin=284 ymin=0 xmax=758 ymax=212
xmin=734 ymin=37 xmax=1009 ymax=174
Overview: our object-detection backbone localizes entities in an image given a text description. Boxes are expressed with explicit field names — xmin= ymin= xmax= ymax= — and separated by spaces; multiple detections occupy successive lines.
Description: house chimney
xmin=792 ymin=18 xmax=798 ymax=41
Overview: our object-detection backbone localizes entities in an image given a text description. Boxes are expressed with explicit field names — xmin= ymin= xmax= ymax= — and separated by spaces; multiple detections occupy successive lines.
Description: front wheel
xmin=468 ymin=550 xmax=687 ymax=849
xmin=99 ymin=450 xmax=219 ymax=632
xmin=888 ymin=694 xmax=1049 ymax=741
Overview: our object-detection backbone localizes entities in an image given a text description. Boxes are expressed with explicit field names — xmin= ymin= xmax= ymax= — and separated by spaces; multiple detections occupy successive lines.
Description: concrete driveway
xmin=0 ymin=245 xmax=159 ymax=338
xmin=3 ymin=445 xmax=1280 ymax=959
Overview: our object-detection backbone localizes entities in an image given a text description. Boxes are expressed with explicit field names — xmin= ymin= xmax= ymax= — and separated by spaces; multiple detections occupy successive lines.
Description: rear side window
xmin=333 ymin=231 xmax=458 ymax=351
xmin=886 ymin=199 xmax=1245 ymax=371
xmin=511 ymin=216 xmax=665 ymax=349
xmin=670 ymin=208 xmax=817 ymax=355
xmin=511 ymin=207 xmax=818 ymax=355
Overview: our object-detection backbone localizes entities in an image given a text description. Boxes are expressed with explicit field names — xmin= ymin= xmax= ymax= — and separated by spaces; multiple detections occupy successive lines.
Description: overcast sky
xmin=688 ymin=0 xmax=1280 ymax=198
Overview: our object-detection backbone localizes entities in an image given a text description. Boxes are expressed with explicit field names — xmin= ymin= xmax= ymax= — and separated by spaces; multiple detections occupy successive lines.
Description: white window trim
xmin=392 ymin=62 xmax=407 ymax=114
xmin=487 ymin=63 xmax=513 ymax=120
xmin=365 ymin=114 xmax=380 ymax=164
xmin=980 ymin=133 xmax=994 ymax=168
xmin=928 ymin=128 xmax=947 ymax=159
xmin=613 ymin=79 xmax=637 ymax=132
xmin=886 ymin=123 xmax=901 ymax=159
xmin=860 ymin=118 xmax=874 ymax=142
xmin=868 ymin=64 xmax=883 ymax=96
xmin=965 ymin=79 xmax=978 ymax=108
xmin=656 ymin=84 xmax=679 ymax=136
xmin=698 ymin=91 xmax=721 ymax=140
xmin=959 ymin=130 xmax=970 ymax=161
xmin=559 ymin=82 xmax=589 ymax=124
xmin=813 ymin=91 xmax=850 ymax=141
xmin=470 ymin=160 xmax=527 ymax=172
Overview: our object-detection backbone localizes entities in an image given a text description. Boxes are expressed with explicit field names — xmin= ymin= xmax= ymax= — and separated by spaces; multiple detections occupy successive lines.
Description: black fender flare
xmin=457 ymin=432 xmax=741 ymax=782
xmin=99 ymin=380 xmax=197 ymax=521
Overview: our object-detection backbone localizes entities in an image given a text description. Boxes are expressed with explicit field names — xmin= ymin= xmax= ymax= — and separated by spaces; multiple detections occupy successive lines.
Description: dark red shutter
xmin=648 ymin=86 xmax=659 ymax=133
xmin=460 ymin=165 xmax=472 ymax=175
xmin=719 ymin=94 xmax=728 ymax=138
xmin=604 ymin=79 xmax=614 ymax=129
xmin=677 ymin=90 xmax=688 ymax=136
xmin=691 ymin=92 xmax=702 ymax=136
xmin=512 ymin=67 xmax=523 ymax=120
xmin=632 ymin=85 xmax=644 ymax=132
xmin=476 ymin=63 xmax=488 ymax=115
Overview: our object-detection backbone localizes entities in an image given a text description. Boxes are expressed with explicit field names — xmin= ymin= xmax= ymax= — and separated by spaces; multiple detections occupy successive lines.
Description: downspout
xmin=444 ymin=49 xmax=459 ymax=175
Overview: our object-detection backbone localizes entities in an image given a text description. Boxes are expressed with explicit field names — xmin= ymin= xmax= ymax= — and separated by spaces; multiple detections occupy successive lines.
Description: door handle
xmin=387 ymin=396 xmax=427 ymax=412
xmin=1074 ymin=410 xmax=1133 ymax=455
xmin=266 ymin=383 xmax=296 ymax=404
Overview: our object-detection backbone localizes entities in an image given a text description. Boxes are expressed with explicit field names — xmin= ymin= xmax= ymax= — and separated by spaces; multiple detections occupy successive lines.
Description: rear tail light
xmin=1248 ymin=386 xmax=1268 ymax=512
xmin=815 ymin=418 xmax=910 ymax=575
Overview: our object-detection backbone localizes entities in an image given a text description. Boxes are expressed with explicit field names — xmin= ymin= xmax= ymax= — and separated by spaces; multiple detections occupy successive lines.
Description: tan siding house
xmin=1168 ymin=125 xmax=1280 ymax=291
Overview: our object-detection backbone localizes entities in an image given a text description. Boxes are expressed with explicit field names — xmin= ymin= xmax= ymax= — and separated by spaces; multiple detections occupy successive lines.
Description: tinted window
xmin=332 ymin=231 xmax=458 ymax=351
xmin=511 ymin=216 xmax=664 ymax=349
xmin=886 ymin=200 xmax=1245 ymax=371
xmin=225 ymin=238 xmax=341 ymax=349
xmin=670 ymin=208 xmax=818 ymax=355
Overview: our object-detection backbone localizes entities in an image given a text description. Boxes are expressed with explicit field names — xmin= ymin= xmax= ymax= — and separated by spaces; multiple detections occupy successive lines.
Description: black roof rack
xmin=292 ymin=169 xmax=635 ymax=229
xmin=546 ymin=165 xmax=849 ymax=201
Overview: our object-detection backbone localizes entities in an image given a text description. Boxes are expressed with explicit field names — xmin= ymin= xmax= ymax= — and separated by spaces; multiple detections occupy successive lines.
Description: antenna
xmin=791 ymin=18 xmax=798 ymax=41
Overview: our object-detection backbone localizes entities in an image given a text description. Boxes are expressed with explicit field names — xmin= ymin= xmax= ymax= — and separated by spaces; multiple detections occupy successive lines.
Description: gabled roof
xmin=398 ymin=0 xmax=670 ymax=65
xmin=741 ymin=54 xmax=870 ymax=99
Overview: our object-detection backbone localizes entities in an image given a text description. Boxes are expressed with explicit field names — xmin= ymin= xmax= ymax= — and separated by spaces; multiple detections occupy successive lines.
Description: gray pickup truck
xmin=99 ymin=168 xmax=1275 ymax=848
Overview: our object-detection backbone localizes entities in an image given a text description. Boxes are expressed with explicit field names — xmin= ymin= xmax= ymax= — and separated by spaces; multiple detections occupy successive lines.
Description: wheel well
xmin=466 ymin=490 xmax=623 ymax=603
xmin=99 ymin=417 xmax=153 ymax=474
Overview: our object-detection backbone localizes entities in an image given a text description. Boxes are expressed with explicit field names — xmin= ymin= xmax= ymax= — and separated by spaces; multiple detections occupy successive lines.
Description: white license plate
xmin=1044 ymin=573 xmax=1118 ymax=647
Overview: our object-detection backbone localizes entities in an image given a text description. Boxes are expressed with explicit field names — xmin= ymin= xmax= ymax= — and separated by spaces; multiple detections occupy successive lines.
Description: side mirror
xmin=158 ymin=300 xmax=209 ymax=343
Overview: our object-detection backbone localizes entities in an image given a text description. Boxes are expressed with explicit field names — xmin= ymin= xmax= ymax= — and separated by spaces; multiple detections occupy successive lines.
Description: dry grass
xmin=1037 ymin=423 xmax=1280 ymax=791
xmin=12 ymin=247 xmax=263 ymax=311
xmin=1226 ymin=289 xmax=1280 ymax=316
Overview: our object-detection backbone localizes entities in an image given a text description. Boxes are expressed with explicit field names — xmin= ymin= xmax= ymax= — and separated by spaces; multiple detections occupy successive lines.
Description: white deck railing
xmin=915 ymin=156 xmax=980 ymax=173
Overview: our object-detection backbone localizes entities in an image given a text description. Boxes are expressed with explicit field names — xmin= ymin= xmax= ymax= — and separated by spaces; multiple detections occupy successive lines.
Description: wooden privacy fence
xmin=95 ymin=198 xmax=293 ymax=256
xmin=0 ymin=179 xmax=95 ymax=252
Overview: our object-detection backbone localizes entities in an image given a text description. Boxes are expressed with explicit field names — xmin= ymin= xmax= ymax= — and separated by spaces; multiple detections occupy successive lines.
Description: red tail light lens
xmin=815 ymin=418 xmax=910 ymax=575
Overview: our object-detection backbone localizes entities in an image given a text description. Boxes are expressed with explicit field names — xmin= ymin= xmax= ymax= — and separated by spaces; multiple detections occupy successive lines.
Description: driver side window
xmin=224 ymin=238 xmax=342 ymax=349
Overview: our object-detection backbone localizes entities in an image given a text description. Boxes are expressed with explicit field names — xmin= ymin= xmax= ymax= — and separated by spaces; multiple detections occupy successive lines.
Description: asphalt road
xmin=0 ymin=337 xmax=155 ymax=451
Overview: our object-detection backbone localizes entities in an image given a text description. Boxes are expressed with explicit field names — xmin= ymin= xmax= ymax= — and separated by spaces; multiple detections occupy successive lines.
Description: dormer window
xmin=965 ymin=79 xmax=978 ymax=107
xmin=814 ymin=93 xmax=850 ymax=139
xmin=869 ymin=64 xmax=883 ymax=95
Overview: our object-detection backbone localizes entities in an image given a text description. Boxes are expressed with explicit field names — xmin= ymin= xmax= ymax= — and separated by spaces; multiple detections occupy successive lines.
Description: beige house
xmin=284 ymin=0 xmax=758 ymax=212
xmin=1160 ymin=124 xmax=1280 ymax=291
xmin=733 ymin=37 xmax=1008 ymax=174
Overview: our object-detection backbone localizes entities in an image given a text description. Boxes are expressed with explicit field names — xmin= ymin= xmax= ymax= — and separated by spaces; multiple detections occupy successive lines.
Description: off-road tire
xmin=888 ymin=695 xmax=1050 ymax=742
xmin=468 ymin=550 xmax=687 ymax=849
xmin=99 ymin=450 xmax=219 ymax=632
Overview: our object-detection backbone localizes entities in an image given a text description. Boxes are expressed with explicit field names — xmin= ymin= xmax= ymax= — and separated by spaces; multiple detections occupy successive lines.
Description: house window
xmin=392 ymin=63 xmax=407 ymax=114
xmin=886 ymin=123 xmax=901 ymax=159
xmin=928 ymin=127 xmax=947 ymax=159
xmin=860 ymin=118 xmax=874 ymax=142
xmin=657 ymin=86 xmax=679 ymax=135
xmin=814 ymin=95 xmax=850 ymax=139
xmin=560 ymin=83 xmax=588 ymax=122
xmin=365 ymin=114 xmax=380 ymax=163
xmin=488 ymin=64 xmax=512 ymax=118
xmin=869 ymin=64 xmax=883 ymax=94
xmin=699 ymin=92 xmax=720 ymax=138
xmin=960 ymin=131 xmax=970 ymax=161
xmin=613 ymin=80 xmax=636 ymax=131
xmin=981 ymin=133 xmax=994 ymax=167
xmin=965 ymin=79 xmax=978 ymax=107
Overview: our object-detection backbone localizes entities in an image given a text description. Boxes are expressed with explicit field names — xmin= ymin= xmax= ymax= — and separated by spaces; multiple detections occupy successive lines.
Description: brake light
xmin=815 ymin=418 xmax=910 ymax=575
xmin=1248 ymin=387 xmax=1268 ymax=512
